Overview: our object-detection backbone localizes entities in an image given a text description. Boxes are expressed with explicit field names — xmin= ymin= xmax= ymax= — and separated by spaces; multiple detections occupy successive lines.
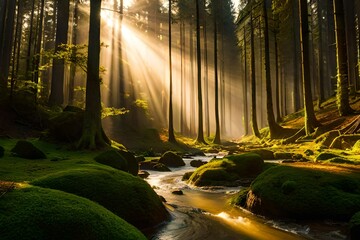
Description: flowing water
xmin=145 ymin=156 xmax=348 ymax=240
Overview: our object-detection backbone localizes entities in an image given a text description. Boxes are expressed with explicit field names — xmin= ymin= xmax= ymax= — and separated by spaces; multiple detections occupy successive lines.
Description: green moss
xmin=350 ymin=212 xmax=360 ymax=239
xmin=188 ymin=153 xmax=264 ymax=186
xmin=94 ymin=150 xmax=128 ymax=172
xmin=316 ymin=152 xmax=340 ymax=161
xmin=11 ymin=140 xmax=46 ymax=159
xmin=32 ymin=165 xmax=169 ymax=229
xmin=182 ymin=171 xmax=194 ymax=181
xmin=247 ymin=165 xmax=360 ymax=220
xmin=231 ymin=188 xmax=249 ymax=207
xmin=250 ymin=149 xmax=274 ymax=160
xmin=0 ymin=186 xmax=146 ymax=240
xmin=118 ymin=150 xmax=139 ymax=176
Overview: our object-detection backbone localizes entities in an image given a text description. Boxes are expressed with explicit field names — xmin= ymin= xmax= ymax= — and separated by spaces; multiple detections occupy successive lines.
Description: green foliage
xmin=101 ymin=107 xmax=129 ymax=118
xmin=0 ymin=186 xmax=146 ymax=240
xmin=248 ymin=165 xmax=360 ymax=220
xmin=316 ymin=152 xmax=340 ymax=161
xmin=31 ymin=165 xmax=169 ymax=229
xmin=41 ymin=43 xmax=108 ymax=75
xmin=94 ymin=150 xmax=128 ymax=172
xmin=231 ymin=188 xmax=249 ymax=207
xmin=350 ymin=212 xmax=360 ymax=239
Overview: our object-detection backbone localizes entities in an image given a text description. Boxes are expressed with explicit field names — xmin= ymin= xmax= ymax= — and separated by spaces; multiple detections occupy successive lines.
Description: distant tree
xmin=212 ymin=0 xmax=221 ymax=144
xmin=250 ymin=9 xmax=261 ymax=138
xmin=32 ymin=0 xmax=45 ymax=86
xmin=195 ymin=0 xmax=206 ymax=144
xmin=0 ymin=0 xmax=16 ymax=95
xmin=168 ymin=0 xmax=176 ymax=143
xmin=49 ymin=0 xmax=70 ymax=106
xmin=263 ymin=0 xmax=284 ymax=138
xmin=333 ymin=0 xmax=354 ymax=116
xmin=78 ymin=0 xmax=110 ymax=149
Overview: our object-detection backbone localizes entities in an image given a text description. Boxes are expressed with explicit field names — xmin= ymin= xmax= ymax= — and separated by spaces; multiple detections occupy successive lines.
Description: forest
xmin=0 ymin=0 xmax=360 ymax=239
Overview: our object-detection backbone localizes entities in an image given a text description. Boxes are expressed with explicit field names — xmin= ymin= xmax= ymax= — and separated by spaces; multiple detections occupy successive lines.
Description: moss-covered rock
xmin=118 ymin=150 xmax=139 ymax=176
xmin=182 ymin=171 xmax=194 ymax=181
xmin=32 ymin=165 xmax=169 ymax=230
xmin=0 ymin=145 xmax=4 ymax=158
xmin=188 ymin=153 xmax=264 ymax=186
xmin=251 ymin=149 xmax=274 ymax=160
xmin=231 ymin=188 xmax=249 ymax=208
xmin=94 ymin=150 xmax=128 ymax=172
xmin=139 ymin=160 xmax=171 ymax=172
xmin=274 ymin=152 xmax=293 ymax=159
xmin=352 ymin=140 xmax=360 ymax=153
xmin=48 ymin=111 xmax=84 ymax=142
xmin=159 ymin=151 xmax=185 ymax=167
xmin=10 ymin=140 xmax=46 ymax=159
xmin=241 ymin=165 xmax=360 ymax=220
xmin=190 ymin=159 xmax=206 ymax=168
xmin=350 ymin=212 xmax=360 ymax=239
xmin=316 ymin=152 xmax=340 ymax=161
xmin=0 ymin=186 xmax=146 ymax=240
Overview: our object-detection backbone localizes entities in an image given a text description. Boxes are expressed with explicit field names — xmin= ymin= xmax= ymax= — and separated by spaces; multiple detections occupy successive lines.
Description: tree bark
xmin=0 ymin=0 xmax=16 ymax=94
xmin=213 ymin=2 xmax=220 ymax=144
xmin=299 ymin=0 xmax=320 ymax=135
xmin=78 ymin=0 xmax=110 ymax=149
xmin=250 ymin=11 xmax=260 ymax=138
xmin=168 ymin=0 xmax=176 ymax=143
xmin=263 ymin=0 xmax=283 ymax=138
xmin=49 ymin=0 xmax=70 ymax=106
xmin=196 ymin=0 xmax=205 ymax=143
xmin=333 ymin=0 xmax=354 ymax=116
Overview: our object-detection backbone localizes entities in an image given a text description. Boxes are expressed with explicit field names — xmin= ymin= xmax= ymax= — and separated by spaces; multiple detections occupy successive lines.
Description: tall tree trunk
xmin=25 ymin=0 xmax=36 ymax=79
xmin=196 ymin=0 xmax=205 ymax=143
xmin=263 ymin=0 xmax=283 ymax=138
xmin=213 ymin=4 xmax=220 ymax=144
xmin=0 ymin=0 xmax=16 ymax=94
xmin=33 ymin=0 xmax=45 ymax=85
xmin=203 ymin=0 xmax=210 ymax=138
xmin=78 ymin=0 xmax=110 ymax=149
xmin=243 ymin=26 xmax=249 ymax=135
xmin=274 ymin=30 xmax=281 ymax=122
xmin=119 ymin=0 xmax=125 ymax=109
xmin=0 ymin=0 xmax=7 ymax=68
xmin=69 ymin=0 xmax=79 ymax=105
xmin=343 ymin=0 xmax=358 ymax=92
xmin=168 ymin=0 xmax=176 ymax=143
xmin=333 ymin=0 xmax=353 ymax=116
xmin=299 ymin=0 xmax=320 ymax=134
xmin=317 ymin=0 xmax=325 ymax=108
xmin=49 ymin=0 xmax=70 ymax=106
xmin=250 ymin=11 xmax=261 ymax=138
xmin=292 ymin=0 xmax=301 ymax=111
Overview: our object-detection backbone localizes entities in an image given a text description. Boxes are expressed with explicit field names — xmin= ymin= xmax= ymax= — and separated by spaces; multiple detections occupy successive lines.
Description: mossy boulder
xmin=231 ymin=188 xmax=249 ymax=208
xmin=251 ymin=149 xmax=274 ymax=160
xmin=190 ymin=159 xmax=207 ymax=168
xmin=10 ymin=140 xmax=46 ymax=159
xmin=32 ymin=165 xmax=169 ymax=230
xmin=48 ymin=111 xmax=84 ymax=142
xmin=188 ymin=153 xmax=264 ymax=186
xmin=350 ymin=212 xmax=360 ymax=239
xmin=241 ymin=165 xmax=360 ymax=220
xmin=139 ymin=160 xmax=171 ymax=172
xmin=118 ymin=150 xmax=139 ymax=176
xmin=159 ymin=151 xmax=185 ymax=167
xmin=274 ymin=152 xmax=293 ymax=159
xmin=352 ymin=140 xmax=360 ymax=153
xmin=316 ymin=152 xmax=340 ymax=161
xmin=0 ymin=145 xmax=4 ymax=158
xmin=0 ymin=186 xmax=146 ymax=240
xmin=94 ymin=150 xmax=128 ymax=172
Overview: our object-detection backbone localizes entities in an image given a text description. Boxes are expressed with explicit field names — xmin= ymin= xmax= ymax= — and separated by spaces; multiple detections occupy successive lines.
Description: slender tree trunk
xmin=168 ymin=0 xmax=176 ymax=143
xmin=0 ymin=0 xmax=16 ymax=93
xmin=203 ymin=1 xmax=210 ymax=138
xmin=0 ymin=0 xmax=7 ymax=66
xmin=196 ymin=0 xmax=205 ymax=143
xmin=69 ymin=0 xmax=79 ymax=105
xmin=263 ymin=0 xmax=283 ymax=138
xmin=317 ymin=0 xmax=325 ymax=108
xmin=292 ymin=0 xmax=301 ymax=111
xmin=299 ymin=0 xmax=320 ymax=134
xmin=25 ymin=0 xmax=36 ymax=79
xmin=243 ymin=26 xmax=249 ymax=135
xmin=49 ymin=0 xmax=70 ymax=106
xmin=333 ymin=0 xmax=353 ymax=116
xmin=213 ymin=5 xmax=220 ymax=144
xmin=78 ymin=0 xmax=110 ymax=149
xmin=250 ymin=11 xmax=260 ymax=138
xmin=119 ymin=0 xmax=125 ymax=109
xmin=274 ymin=30 xmax=281 ymax=122
xmin=33 ymin=0 xmax=45 ymax=85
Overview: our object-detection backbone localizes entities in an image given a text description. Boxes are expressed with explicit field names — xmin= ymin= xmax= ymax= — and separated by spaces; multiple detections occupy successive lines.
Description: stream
xmin=145 ymin=155 xmax=348 ymax=240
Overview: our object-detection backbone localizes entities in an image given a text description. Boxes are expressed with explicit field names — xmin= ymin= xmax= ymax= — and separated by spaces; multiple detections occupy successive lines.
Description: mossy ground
xmin=0 ymin=138 xmax=168 ymax=235
xmin=234 ymin=164 xmax=360 ymax=221
xmin=0 ymin=186 xmax=146 ymax=240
